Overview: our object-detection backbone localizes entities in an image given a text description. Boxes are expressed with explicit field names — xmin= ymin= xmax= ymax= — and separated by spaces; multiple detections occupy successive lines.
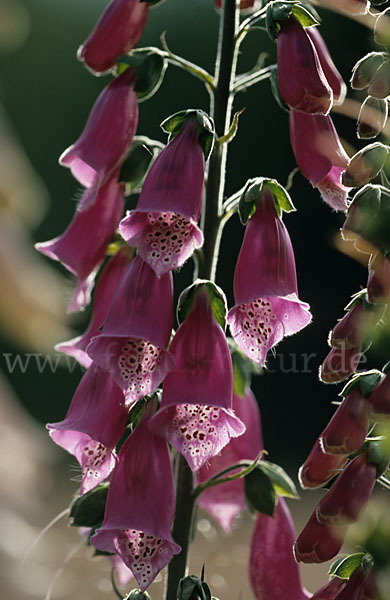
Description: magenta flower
xmin=87 ymin=255 xmax=174 ymax=405
xmin=311 ymin=577 xmax=346 ymax=600
xmin=298 ymin=438 xmax=348 ymax=489
xmin=196 ymin=389 xmax=263 ymax=532
xmin=306 ymin=27 xmax=346 ymax=105
xmin=316 ymin=452 xmax=377 ymax=526
xmin=47 ymin=364 xmax=128 ymax=494
xmin=227 ymin=189 xmax=311 ymax=366
xmin=277 ymin=17 xmax=333 ymax=114
xmin=120 ymin=118 xmax=205 ymax=276
xmin=59 ymin=69 xmax=138 ymax=195
xmin=294 ymin=510 xmax=347 ymax=563
xmin=320 ymin=387 xmax=370 ymax=455
xmin=368 ymin=372 xmax=390 ymax=421
xmin=149 ymin=290 xmax=245 ymax=472
xmin=56 ymin=248 xmax=133 ymax=368
xmin=289 ymin=110 xmax=350 ymax=211
xmin=250 ymin=498 xmax=309 ymax=600
xmin=78 ymin=0 xmax=149 ymax=74
xmin=367 ymin=252 xmax=390 ymax=304
xmin=91 ymin=405 xmax=181 ymax=591
xmin=35 ymin=177 xmax=124 ymax=313
xmin=319 ymin=346 xmax=362 ymax=384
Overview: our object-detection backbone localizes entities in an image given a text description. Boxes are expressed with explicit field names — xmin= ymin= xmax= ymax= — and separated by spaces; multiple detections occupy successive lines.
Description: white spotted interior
xmin=118 ymin=338 xmax=164 ymax=400
xmin=116 ymin=529 xmax=170 ymax=590
xmin=143 ymin=212 xmax=195 ymax=272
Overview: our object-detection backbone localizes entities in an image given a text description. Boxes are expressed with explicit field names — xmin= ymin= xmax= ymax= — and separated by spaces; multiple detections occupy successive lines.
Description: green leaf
xmin=119 ymin=136 xmax=163 ymax=190
xmin=229 ymin=340 xmax=262 ymax=397
xmin=259 ymin=460 xmax=299 ymax=498
xmin=291 ymin=4 xmax=319 ymax=27
xmin=177 ymin=280 xmax=227 ymax=330
xmin=70 ymin=483 xmax=109 ymax=528
xmin=329 ymin=553 xmax=365 ymax=579
xmin=245 ymin=466 xmax=277 ymax=516
xmin=134 ymin=51 xmax=167 ymax=102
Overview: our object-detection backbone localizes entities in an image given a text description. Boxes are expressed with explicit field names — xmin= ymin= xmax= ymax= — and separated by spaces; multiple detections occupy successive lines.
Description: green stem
xmin=165 ymin=2 xmax=239 ymax=599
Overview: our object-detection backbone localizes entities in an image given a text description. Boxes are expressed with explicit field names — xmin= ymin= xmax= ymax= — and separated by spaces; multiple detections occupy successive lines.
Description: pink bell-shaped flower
xmin=120 ymin=118 xmax=205 ymax=276
xmin=87 ymin=255 xmax=174 ymax=405
xmin=319 ymin=346 xmax=362 ymax=384
xmin=306 ymin=27 xmax=346 ymax=105
xmin=55 ymin=247 xmax=134 ymax=368
xmin=47 ymin=364 xmax=128 ymax=494
xmin=289 ymin=110 xmax=351 ymax=211
xmin=35 ymin=176 xmax=125 ymax=313
xmin=320 ymin=387 xmax=371 ymax=455
xmin=368 ymin=371 xmax=390 ymax=422
xmin=196 ymin=389 xmax=263 ymax=532
xmin=59 ymin=69 xmax=138 ymax=194
xmin=78 ymin=0 xmax=149 ymax=74
xmin=294 ymin=509 xmax=347 ymax=563
xmin=149 ymin=289 xmax=245 ymax=472
xmin=227 ymin=188 xmax=311 ymax=366
xmin=250 ymin=498 xmax=310 ymax=600
xmin=91 ymin=403 xmax=181 ymax=591
xmin=298 ymin=438 xmax=348 ymax=489
xmin=316 ymin=451 xmax=377 ymax=526
xmin=277 ymin=17 xmax=333 ymax=114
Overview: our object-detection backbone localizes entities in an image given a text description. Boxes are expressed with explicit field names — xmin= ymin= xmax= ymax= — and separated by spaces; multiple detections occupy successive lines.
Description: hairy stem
xmin=165 ymin=2 xmax=239 ymax=599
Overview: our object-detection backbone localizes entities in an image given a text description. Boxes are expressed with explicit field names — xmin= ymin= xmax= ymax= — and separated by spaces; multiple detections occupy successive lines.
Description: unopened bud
xmin=367 ymin=252 xmax=390 ymax=304
xmin=299 ymin=438 xmax=348 ymax=489
xmin=294 ymin=510 xmax=346 ymax=563
xmin=125 ymin=590 xmax=151 ymax=600
xmin=368 ymin=60 xmax=390 ymax=99
xmin=357 ymin=96 xmax=388 ymax=139
xmin=368 ymin=371 xmax=390 ymax=422
xmin=321 ymin=388 xmax=370 ymax=455
xmin=351 ymin=52 xmax=386 ymax=90
xmin=319 ymin=346 xmax=362 ymax=384
xmin=375 ymin=8 xmax=390 ymax=48
xmin=342 ymin=143 xmax=388 ymax=188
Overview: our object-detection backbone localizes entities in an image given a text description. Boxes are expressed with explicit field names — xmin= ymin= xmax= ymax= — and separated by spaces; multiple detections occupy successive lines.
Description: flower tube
xmin=306 ymin=27 xmax=346 ymax=105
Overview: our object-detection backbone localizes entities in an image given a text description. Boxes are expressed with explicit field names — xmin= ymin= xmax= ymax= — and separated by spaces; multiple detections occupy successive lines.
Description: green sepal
xmin=116 ymin=49 xmax=167 ymax=102
xmin=269 ymin=66 xmax=290 ymax=113
xmin=346 ymin=184 xmax=390 ymax=254
xmin=350 ymin=52 xmax=386 ymax=90
xmin=126 ymin=396 xmax=148 ymax=430
xmin=119 ymin=136 xmax=163 ymax=191
xmin=340 ymin=369 xmax=383 ymax=398
xmin=125 ymin=590 xmax=152 ymax=600
xmin=259 ymin=460 xmax=299 ymax=498
xmin=342 ymin=142 xmax=389 ymax=188
xmin=383 ymin=361 xmax=390 ymax=374
xmin=177 ymin=280 xmax=227 ymax=331
xmin=229 ymin=339 xmax=262 ymax=397
xmin=161 ymin=109 xmax=215 ymax=160
xmin=329 ymin=552 xmax=365 ymax=579
xmin=266 ymin=1 xmax=319 ymax=41
xmin=70 ymin=483 xmax=109 ymax=528
xmin=177 ymin=575 xmax=211 ymax=600
xmin=244 ymin=466 xmax=277 ymax=516
xmin=368 ymin=439 xmax=390 ymax=477
xmin=239 ymin=177 xmax=295 ymax=225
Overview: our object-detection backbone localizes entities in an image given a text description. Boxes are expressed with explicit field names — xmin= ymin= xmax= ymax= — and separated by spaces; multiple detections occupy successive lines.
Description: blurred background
xmin=0 ymin=0 xmax=388 ymax=598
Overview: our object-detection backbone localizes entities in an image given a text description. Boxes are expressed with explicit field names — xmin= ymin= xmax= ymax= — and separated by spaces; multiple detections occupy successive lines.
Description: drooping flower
xmin=78 ymin=0 xmax=149 ymax=74
xmin=277 ymin=17 xmax=333 ymax=114
xmin=319 ymin=346 xmax=362 ymax=384
xmin=87 ymin=255 xmax=174 ymax=405
xmin=35 ymin=177 xmax=124 ymax=313
xmin=289 ymin=110 xmax=350 ymax=211
xmin=329 ymin=298 xmax=381 ymax=349
xmin=250 ymin=498 xmax=310 ymax=600
xmin=120 ymin=118 xmax=205 ymax=276
xmin=316 ymin=451 xmax=377 ymax=526
xmin=196 ymin=389 xmax=263 ymax=532
xmin=294 ymin=509 xmax=347 ymax=563
xmin=55 ymin=247 xmax=133 ymax=368
xmin=306 ymin=27 xmax=346 ymax=105
xmin=149 ymin=289 xmax=245 ymax=472
xmin=298 ymin=438 xmax=348 ymax=489
xmin=59 ymin=69 xmax=138 ymax=196
xmin=91 ymin=404 xmax=181 ymax=591
xmin=320 ymin=387 xmax=371 ymax=455
xmin=227 ymin=188 xmax=311 ymax=366
xmin=47 ymin=364 xmax=128 ymax=494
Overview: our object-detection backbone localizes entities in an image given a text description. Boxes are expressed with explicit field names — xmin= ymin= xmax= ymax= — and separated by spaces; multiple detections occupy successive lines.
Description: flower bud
xmin=332 ymin=565 xmax=366 ymax=600
xmin=294 ymin=510 xmax=347 ymax=563
xmin=357 ymin=96 xmax=388 ymax=140
xmin=351 ymin=53 xmax=386 ymax=90
xmin=368 ymin=372 xmax=390 ymax=421
xmin=367 ymin=252 xmax=390 ymax=304
xmin=319 ymin=346 xmax=362 ymax=384
xmin=78 ymin=0 xmax=149 ymax=74
xmin=316 ymin=452 xmax=377 ymax=526
xmin=126 ymin=590 xmax=151 ymax=600
xmin=70 ymin=483 xmax=108 ymax=527
xmin=342 ymin=143 xmax=388 ymax=188
xmin=311 ymin=577 xmax=346 ymax=600
xmin=306 ymin=27 xmax=346 ymax=105
xmin=177 ymin=575 xmax=211 ymax=600
xmin=299 ymin=438 xmax=348 ymax=489
xmin=368 ymin=60 xmax=390 ymax=99
xmin=374 ymin=8 xmax=390 ymax=48
xmin=329 ymin=297 xmax=381 ymax=349
xmin=277 ymin=17 xmax=333 ymax=114
xmin=320 ymin=388 xmax=370 ymax=455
